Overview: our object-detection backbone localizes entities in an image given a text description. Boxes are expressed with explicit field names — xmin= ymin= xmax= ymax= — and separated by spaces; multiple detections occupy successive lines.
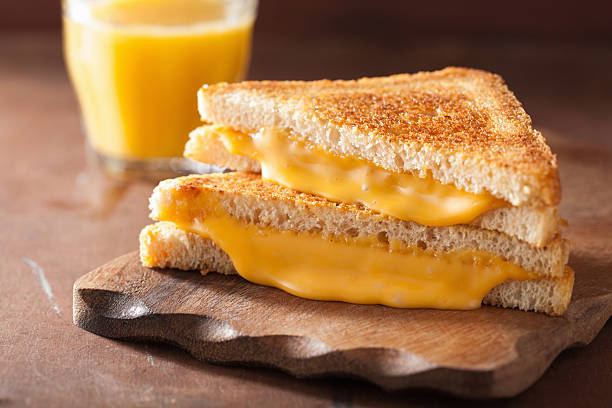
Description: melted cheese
xmin=158 ymin=210 xmax=537 ymax=310
xmin=207 ymin=126 xmax=505 ymax=226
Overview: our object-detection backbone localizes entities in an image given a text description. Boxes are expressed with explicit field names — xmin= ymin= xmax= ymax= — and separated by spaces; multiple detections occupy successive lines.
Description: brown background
xmin=1 ymin=0 xmax=612 ymax=406
xmin=4 ymin=0 xmax=612 ymax=38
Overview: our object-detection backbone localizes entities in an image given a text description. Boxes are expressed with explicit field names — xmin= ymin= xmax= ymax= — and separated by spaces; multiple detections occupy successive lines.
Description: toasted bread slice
xmin=140 ymin=221 xmax=574 ymax=316
xmin=149 ymin=172 xmax=569 ymax=278
xmin=185 ymin=126 xmax=560 ymax=247
xmin=198 ymin=67 xmax=560 ymax=207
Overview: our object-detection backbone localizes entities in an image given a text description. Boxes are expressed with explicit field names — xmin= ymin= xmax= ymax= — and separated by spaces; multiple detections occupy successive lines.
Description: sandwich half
xmin=140 ymin=172 xmax=572 ymax=315
xmin=186 ymin=67 xmax=561 ymax=247
xmin=140 ymin=67 xmax=572 ymax=315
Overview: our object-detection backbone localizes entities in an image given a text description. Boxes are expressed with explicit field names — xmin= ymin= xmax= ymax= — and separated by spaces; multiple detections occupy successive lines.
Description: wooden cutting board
xmin=73 ymin=136 xmax=612 ymax=398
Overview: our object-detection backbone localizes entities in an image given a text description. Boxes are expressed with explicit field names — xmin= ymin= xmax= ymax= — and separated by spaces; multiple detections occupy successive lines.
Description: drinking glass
xmin=63 ymin=0 xmax=257 ymax=179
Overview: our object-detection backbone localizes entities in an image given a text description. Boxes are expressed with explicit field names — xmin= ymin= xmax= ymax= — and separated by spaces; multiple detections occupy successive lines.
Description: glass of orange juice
xmin=63 ymin=0 xmax=257 ymax=179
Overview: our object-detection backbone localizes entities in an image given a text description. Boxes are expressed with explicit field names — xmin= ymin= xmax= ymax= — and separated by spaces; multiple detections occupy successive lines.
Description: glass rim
xmin=63 ymin=0 xmax=258 ymax=31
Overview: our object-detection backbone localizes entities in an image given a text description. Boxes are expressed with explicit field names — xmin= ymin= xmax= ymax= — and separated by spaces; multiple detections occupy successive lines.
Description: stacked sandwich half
xmin=140 ymin=67 xmax=573 ymax=315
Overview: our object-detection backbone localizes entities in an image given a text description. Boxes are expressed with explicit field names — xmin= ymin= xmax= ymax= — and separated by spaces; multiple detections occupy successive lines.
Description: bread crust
xmin=198 ymin=67 xmax=560 ymax=206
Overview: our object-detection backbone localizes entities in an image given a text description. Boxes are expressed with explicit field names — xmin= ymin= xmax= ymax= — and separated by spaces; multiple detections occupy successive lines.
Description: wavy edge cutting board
xmin=73 ymin=251 xmax=612 ymax=398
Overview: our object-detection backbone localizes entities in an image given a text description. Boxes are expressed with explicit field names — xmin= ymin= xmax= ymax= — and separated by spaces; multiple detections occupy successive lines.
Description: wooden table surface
xmin=1 ymin=33 xmax=611 ymax=407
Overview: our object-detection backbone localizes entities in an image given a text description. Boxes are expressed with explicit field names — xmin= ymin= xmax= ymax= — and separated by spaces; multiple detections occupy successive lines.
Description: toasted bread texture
xmin=140 ymin=221 xmax=234 ymax=274
xmin=139 ymin=221 xmax=573 ymax=316
xmin=184 ymin=126 xmax=559 ymax=247
xmin=197 ymin=67 xmax=560 ymax=207
xmin=149 ymin=172 xmax=569 ymax=278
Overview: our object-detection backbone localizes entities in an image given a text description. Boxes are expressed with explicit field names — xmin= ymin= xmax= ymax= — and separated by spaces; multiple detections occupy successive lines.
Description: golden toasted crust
xmin=199 ymin=67 xmax=560 ymax=206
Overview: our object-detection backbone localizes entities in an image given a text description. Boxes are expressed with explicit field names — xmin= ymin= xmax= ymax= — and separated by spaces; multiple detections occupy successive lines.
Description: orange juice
xmin=63 ymin=0 xmax=255 ymax=162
